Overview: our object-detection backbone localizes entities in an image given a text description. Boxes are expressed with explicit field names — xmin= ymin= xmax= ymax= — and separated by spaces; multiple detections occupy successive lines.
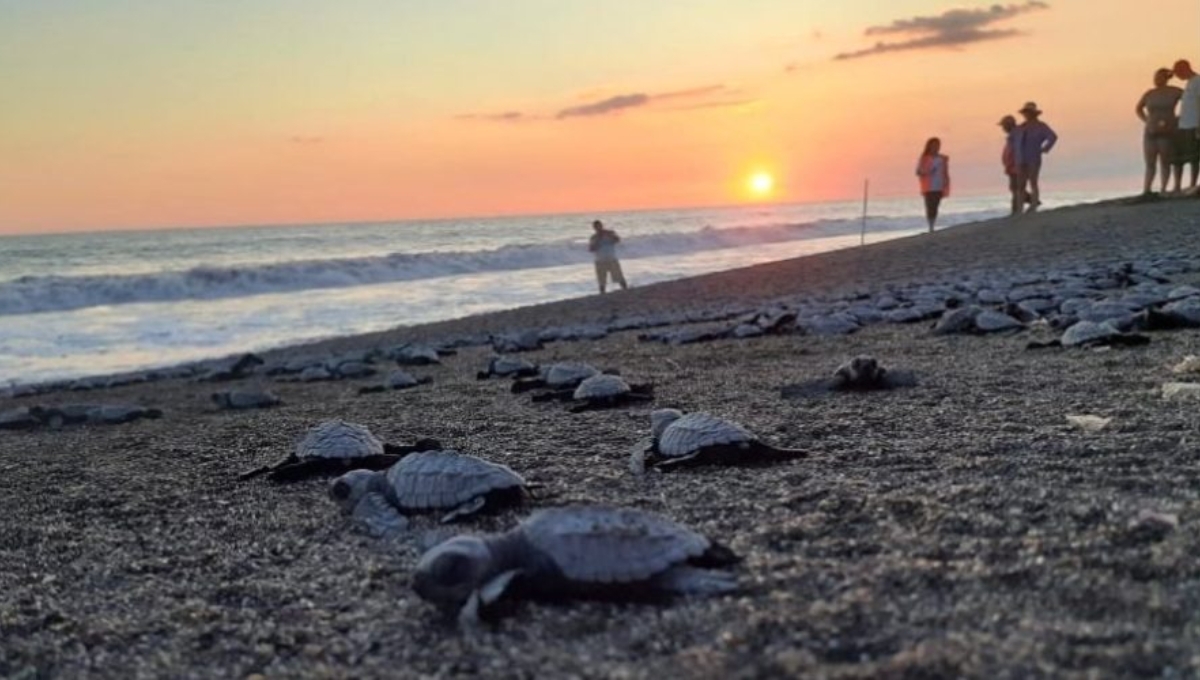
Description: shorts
xmin=1173 ymin=129 xmax=1200 ymax=165
xmin=594 ymin=258 xmax=626 ymax=288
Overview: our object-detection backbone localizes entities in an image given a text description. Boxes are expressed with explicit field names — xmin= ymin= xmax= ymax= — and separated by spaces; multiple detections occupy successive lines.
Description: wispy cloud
xmin=460 ymin=84 xmax=740 ymax=123
xmin=834 ymin=1 xmax=1049 ymax=61
xmin=454 ymin=111 xmax=527 ymax=123
xmin=556 ymin=93 xmax=650 ymax=119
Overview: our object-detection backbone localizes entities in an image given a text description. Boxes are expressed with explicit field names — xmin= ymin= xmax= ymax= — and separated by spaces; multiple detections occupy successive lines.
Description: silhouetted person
xmin=1136 ymin=68 xmax=1182 ymax=195
xmin=998 ymin=115 xmax=1025 ymax=215
xmin=588 ymin=220 xmax=627 ymax=294
xmin=915 ymin=137 xmax=950 ymax=232
xmin=1015 ymin=101 xmax=1057 ymax=211
xmin=1172 ymin=59 xmax=1200 ymax=193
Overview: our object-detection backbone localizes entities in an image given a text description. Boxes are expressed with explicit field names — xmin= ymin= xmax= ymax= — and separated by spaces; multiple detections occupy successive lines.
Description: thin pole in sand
xmin=860 ymin=179 xmax=869 ymax=246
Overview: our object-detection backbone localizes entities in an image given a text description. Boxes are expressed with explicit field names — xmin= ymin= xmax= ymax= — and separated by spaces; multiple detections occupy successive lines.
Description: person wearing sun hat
xmin=1015 ymin=101 xmax=1057 ymax=211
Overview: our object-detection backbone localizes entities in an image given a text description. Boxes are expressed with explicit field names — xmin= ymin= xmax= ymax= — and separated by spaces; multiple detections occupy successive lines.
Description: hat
xmin=998 ymin=115 xmax=1016 ymax=126
xmin=1018 ymin=101 xmax=1042 ymax=115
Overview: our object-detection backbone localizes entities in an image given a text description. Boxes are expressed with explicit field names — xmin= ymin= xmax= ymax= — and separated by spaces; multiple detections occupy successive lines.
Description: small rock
xmin=1065 ymin=414 xmax=1111 ymax=432
xmin=1161 ymin=382 xmax=1200 ymax=401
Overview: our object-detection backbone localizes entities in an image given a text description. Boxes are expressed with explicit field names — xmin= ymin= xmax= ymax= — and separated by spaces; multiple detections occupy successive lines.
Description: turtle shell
xmin=518 ymin=505 xmax=713 ymax=583
xmin=489 ymin=356 xmax=536 ymax=376
xmin=1061 ymin=320 xmax=1121 ymax=347
xmin=296 ymin=420 xmax=385 ymax=460
xmin=544 ymin=362 xmax=599 ymax=388
xmin=657 ymin=412 xmax=754 ymax=458
xmin=573 ymin=374 xmax=631 ymax=400
xmin=385 ymin=450 xmax=526 ymax=512
xmin=387 ymin=370 xmax=420 ymax=389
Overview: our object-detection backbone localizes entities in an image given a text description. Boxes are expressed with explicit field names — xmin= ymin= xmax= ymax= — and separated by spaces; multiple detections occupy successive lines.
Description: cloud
xmin=834 ymin=1 xmax=1049 ymax=60
xmin=556 ymin=93 xmax=650 ymax=119
xmin=459 ymin=84 xmax=737 ymax=122
xmin=455 ymin=111 xmax=526 ymax=122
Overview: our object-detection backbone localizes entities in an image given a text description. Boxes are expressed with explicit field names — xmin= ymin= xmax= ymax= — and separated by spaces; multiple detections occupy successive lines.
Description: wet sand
xmin=3 ymin=197 xmax=1200 ymax=678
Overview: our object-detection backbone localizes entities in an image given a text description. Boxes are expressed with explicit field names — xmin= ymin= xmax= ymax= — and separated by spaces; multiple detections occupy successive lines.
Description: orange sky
xmin=1 ymin=1 xmax=1197 ymax=234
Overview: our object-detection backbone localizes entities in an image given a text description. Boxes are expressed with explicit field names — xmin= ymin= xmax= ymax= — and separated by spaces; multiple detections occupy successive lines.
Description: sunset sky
xmin=1 ymin=1 xmax=1197 ymax=234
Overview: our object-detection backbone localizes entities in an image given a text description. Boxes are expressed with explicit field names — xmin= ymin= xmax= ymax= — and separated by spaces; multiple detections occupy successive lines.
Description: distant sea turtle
xmin=211 ymin=389 xmax=281 ymax=410
xmin=476 ymin=356 xmax=539 ymax=380
xmin=1027 ymin=320 xmax=1151 ymax=349
xmin=393 ymin=343 xmax=442 ymax=366
xmin=28 ymin=403 xmax=163 ymax=429
xmin=329 ymin=450 xmax=529 ymax=535
xmin=358 ymin=370 xmax=433 ymax=394
xmin=412 ymin=505 xmax=739 ymax=628
xmin=530 ymin=374 xmax=654 ymax=412
xmin=631 ymin=409 xmax=807 ymax=473
xmin=781 ymin=356 xmax=917 ymax=398
xmin=511 ymin=362 xmax=601 ymax=393
xmin=239 ymin=419 xmax=442 ymax=482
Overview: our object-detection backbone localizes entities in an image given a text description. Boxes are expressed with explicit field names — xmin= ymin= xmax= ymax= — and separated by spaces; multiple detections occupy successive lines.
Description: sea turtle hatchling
xmin=530 ymin=374 xmax=654 ymax=413
xmin=238 ymin=419 xmax=442 ymax=482
xmin=476 ymin=356 xmax=539 ymax=380
xmin=780 ymin=355 xmax=917 ymax=398
xmin=631 ymin=409 xmax=807 ymax=474
xmin=211 ymin=389 xmax=281 ymax=410
xmin=328 ymin=450 xmax=530 ymax=535
xmin=511 ymin=362 xmax=600 ymax=394
xmin=411 ymin=504 xmax=739 ymax=628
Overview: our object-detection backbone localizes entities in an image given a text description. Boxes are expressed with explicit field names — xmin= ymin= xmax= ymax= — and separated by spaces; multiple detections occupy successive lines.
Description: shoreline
xmin=4 ymin=195 xmax=1200 ymax=677
xmin=3 ymin=192 xmax=1189 ymax=395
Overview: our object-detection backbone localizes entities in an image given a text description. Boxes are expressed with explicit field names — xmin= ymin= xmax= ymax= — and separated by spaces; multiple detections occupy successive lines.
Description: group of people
xmin=1136 ymin=59 xmax=1200 ymax=196
xmin=916 ymin=101 xmax=1058 ymax=231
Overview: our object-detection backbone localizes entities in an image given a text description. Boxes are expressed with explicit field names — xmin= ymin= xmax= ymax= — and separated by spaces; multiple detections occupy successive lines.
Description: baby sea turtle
xmin=412 ymin=504 xmax=739 ymax=628
xmin=780 ymin=356 xmax=917 ymax=398
xmin=531 ymin=374 xmax=654 ymax=413
xmin=211 ymin=389 xmax=281 ymax=410
xmin=358 ymin=370 xmax=433 ymax=394
xmin=476 ymin=356 xmax=539 ymax=380
xmin=631 ymin=409 xmax=807 ymax=474
xmin=511 ymin=362 xmax=601 ymax=393
xmin=329 ymin=450 xmax=529 ymax=535
xmin=28 ymin=403 xmax=163 ymax=429
xmin=239 ymin=419 xmax=442 ymax=482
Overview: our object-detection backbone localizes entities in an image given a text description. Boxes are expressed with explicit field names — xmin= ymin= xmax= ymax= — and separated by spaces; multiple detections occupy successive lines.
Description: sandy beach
xmin=4 ymin=197 xmax=1200 ymax=678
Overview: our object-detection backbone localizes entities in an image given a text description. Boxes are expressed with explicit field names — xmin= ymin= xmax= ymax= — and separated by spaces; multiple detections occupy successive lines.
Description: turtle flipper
xmin=265 ymin=457 xmax=359 ymax=482
xmin=747 ymin=441 xmax=808 ymax=463
xmin=510 ymin=378 xmax=547 ymax=394
xmin=383 ymin=438 xmax=443 ymax=457
xmin=654 ymin=566 xmax=738 ymax=595
xmin=239 ymin=455 xmax=298 ymax=481
xmin=352 ymin=492 xmax=409 ymax=537
xmin=440 ymin=495 xmax=488 ymax=523
xmin=531 ymin=389 xmax=573 ymax=403
xmin=781 ymin=378 xmax=841 ymax=398
xmin=880 ymin=370 xmax=919 ymax=389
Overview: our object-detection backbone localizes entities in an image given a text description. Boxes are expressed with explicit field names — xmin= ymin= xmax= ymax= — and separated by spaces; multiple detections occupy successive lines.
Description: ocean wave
xmin=0 ymin=216 xmax=951 ymax=316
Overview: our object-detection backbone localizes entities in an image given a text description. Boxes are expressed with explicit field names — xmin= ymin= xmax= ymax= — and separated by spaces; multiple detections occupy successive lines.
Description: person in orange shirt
xmin=915 ymin=137 xmax=950 ymax=232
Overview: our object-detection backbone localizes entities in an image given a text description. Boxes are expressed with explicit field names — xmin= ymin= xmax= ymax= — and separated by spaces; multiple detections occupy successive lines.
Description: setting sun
xmin=748 ymin=172 xmax=775 ymax=198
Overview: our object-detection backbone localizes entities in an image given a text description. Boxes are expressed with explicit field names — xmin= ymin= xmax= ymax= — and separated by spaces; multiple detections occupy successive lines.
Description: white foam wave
xmin=0 ymin=215 xmax=959 ymax=316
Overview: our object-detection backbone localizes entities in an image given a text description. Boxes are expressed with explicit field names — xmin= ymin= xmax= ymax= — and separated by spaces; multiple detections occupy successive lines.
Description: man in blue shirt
xmin=1015 ymin=101 xmax=1058 ymax=212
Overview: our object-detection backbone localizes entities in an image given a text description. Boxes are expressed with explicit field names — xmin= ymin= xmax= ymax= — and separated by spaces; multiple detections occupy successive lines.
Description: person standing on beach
xmin=999 ymin=115 xmax=1025 ymax=215
xmin=915 ymin=137 xmax=950 ymax=232
xmin=1171 ymin=59 xmax=1200 ymax=194
xmin=588 ymin=220 xmax=627 ymax=294
xmin=1015 ymin=102 xmax=1057 ymax=211
xmin=1136 ymin=68 xmax=1183 ymax=196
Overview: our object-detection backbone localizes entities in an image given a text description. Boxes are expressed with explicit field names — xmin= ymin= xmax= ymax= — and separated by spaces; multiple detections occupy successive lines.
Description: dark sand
xmin=3 ymin=198 xmax=1200 ymax=679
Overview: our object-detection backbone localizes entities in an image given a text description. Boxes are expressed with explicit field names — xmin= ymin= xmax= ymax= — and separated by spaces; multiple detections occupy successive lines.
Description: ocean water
xmin=0 ymin=191 xmax=1120 ymax=385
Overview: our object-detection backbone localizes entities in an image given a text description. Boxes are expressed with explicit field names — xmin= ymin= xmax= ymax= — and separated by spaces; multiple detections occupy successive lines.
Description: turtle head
xmin=412 ymin=535 xmax=494 ymax=609
xmin=328 ymin=470 xmax=378 ymax=514
xmin=836 ymin=356 xmax=881 ymax=385
xmin=650 ymin=408 xmax=684 ymax=441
